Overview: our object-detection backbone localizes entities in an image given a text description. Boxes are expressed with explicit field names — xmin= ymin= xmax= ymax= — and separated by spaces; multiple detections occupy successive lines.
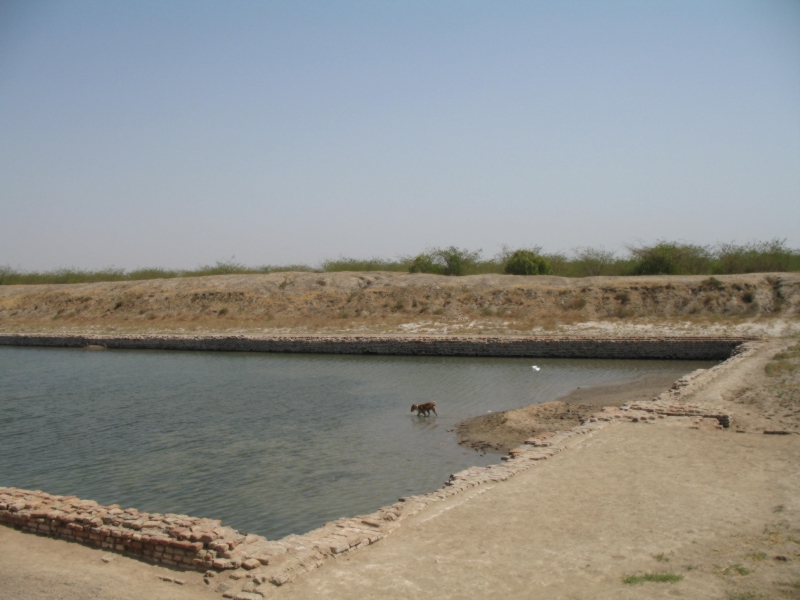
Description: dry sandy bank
xmin=271 ymin=422 xmax=800 ymax=600
xmin=1 ymin=272 xmax=797 ymax=337
xmin=455 ymin=372 xmax=685 ymax=452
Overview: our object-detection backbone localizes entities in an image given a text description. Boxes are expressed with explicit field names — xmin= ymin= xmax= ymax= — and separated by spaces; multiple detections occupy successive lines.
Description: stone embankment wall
xmin=0 ymin=333 xmax=754 ymax=360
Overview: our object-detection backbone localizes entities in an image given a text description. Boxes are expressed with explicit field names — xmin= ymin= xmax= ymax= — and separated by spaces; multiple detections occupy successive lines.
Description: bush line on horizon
xmin=1 ymin=239 xmax=798 ymax=285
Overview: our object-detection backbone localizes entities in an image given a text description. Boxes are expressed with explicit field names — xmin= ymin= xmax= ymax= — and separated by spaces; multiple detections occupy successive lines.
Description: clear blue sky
xmin=1 ymin=0 xmax=798 ymax=270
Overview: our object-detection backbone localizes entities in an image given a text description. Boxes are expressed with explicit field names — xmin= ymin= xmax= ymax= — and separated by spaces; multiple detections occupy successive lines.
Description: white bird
xmin=532 ymin=365 xmax=541 ymax=371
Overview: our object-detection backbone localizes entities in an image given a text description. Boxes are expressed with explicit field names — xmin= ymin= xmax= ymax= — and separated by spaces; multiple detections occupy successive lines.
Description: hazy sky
xmin=2 ymin=0 xmax=799 ymax=270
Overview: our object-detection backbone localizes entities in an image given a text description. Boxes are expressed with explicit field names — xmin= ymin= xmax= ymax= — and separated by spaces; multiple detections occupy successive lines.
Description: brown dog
xmin=411 ymin=402 xmax=437 ymax=416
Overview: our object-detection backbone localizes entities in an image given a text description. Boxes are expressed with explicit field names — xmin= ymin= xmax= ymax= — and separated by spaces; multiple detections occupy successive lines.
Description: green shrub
xmin=629 ymin=242 xmax=713 ymax=275
xmin=321 ymin=257 xmax=408 ymax=272
xmin=631 ymin=245 xmax=678 ymax=275
xmin=504 ymin=250 xmax=552 ymax=275
xmin=623 ymin=572 xmax=683 ymax=584
xmin=408 ymin=247 xmax=482 ymax=276
xmin=3 ymin=238 xmax=798 ymax=287
xmin=571 ymin=247 xmax=616 ymax=277
xmin=437 ymin=246 xmax=482 ymax=276
xmin=715 ymin=239 xmax=800 ymax=274
xmin=408 ymin=253 xmax=441 ymax=274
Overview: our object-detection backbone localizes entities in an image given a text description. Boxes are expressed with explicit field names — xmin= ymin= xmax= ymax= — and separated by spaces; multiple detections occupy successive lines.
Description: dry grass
xmin=0 ymin=272 xmax=797 ymax=336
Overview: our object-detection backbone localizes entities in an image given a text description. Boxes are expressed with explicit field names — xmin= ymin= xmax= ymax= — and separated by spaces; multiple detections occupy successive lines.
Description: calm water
xmin=0 ymin=347 xmax=714 ymax=539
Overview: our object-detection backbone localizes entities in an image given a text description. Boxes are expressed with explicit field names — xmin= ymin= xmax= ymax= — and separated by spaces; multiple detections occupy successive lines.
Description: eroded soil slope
xmin=1 ymin=272 xmax=797 ymax=334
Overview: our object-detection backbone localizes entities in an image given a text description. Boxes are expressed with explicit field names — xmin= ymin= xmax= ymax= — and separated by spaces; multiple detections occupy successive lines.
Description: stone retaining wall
xmin=0 ymin=333 xmax=754 ymax=360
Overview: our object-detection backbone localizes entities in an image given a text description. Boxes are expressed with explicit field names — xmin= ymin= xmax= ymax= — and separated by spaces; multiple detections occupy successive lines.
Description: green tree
xmin=408 ymin=253 xmax=441 ymax=274
xmin=504 ymin=250 xmax=552 ymax=275
xmin=572 ymin=247 xmax=616 ymax=277
xmin=629 ymin=242 xmax=712 ymax=275
xmin=408 ymin=247 xmax=482 ymax=276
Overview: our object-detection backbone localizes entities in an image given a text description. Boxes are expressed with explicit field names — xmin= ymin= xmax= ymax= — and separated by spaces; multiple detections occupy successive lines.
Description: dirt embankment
xmin=0 ymin=272 xmax=797 ymax=334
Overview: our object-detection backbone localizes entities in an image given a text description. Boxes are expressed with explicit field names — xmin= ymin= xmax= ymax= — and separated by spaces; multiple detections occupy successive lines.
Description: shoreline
xmin=455 ymin=372 xmax=694 ymax=452
xmin=4 ymin=332 xmax=799 ymax=598
xmin=0 ymin=341 xmax=760 ymax=586
xmin=0 ymin=333 xmax=753 ymax=360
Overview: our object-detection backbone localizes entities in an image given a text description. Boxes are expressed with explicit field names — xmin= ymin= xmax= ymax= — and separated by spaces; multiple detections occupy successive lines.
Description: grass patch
xmin=565 ymin=296 xmax=587 ymax=310
xmin=320 ymin=256 xmax=410 ymax=272
xmin=615 ymin=291 xmax=631 ymax=304
xmin=746 ymin=551 xmax=767 ymax=561
xmin=773 ymin=345 xmax=800 ymax=360
xmin=726 ymin=592 xmax=762 ymax=600
xmin=623 ymin=572 xmax=683 ymax=584
xmin=719 ymin=564 xmax=750 ymax=576
xmin=703 ymin=276 xmax=725 ymax=290
xmin=766 ymin=361 xmax=798 ymax=376
xmin=654 ymin=553 xmax=670 ymax=562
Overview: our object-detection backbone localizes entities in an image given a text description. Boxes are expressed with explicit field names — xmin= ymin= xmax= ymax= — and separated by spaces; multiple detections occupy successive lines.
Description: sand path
xmin=268 ymin=423 xmax=800 ymax=599
xmin=0 ymin=525 xmax=215 ymax=600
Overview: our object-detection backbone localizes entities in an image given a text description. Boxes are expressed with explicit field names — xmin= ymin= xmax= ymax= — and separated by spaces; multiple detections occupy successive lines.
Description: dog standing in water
xmin=411 ymin=402 xmax=437 ymax=416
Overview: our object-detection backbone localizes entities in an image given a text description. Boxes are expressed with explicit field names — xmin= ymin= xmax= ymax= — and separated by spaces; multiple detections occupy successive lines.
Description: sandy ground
xmin=1 ymin=272 xmax=798 ymax=337
xmin=1 ymin=331 xmax=798 ymax=598
xmin=456 ymin=373 xmax=684 ymax=452
xmin=271 ymin=425 xmax=800 ymax=600
xmin=0 ymin=526 xmax=216 ymax=600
